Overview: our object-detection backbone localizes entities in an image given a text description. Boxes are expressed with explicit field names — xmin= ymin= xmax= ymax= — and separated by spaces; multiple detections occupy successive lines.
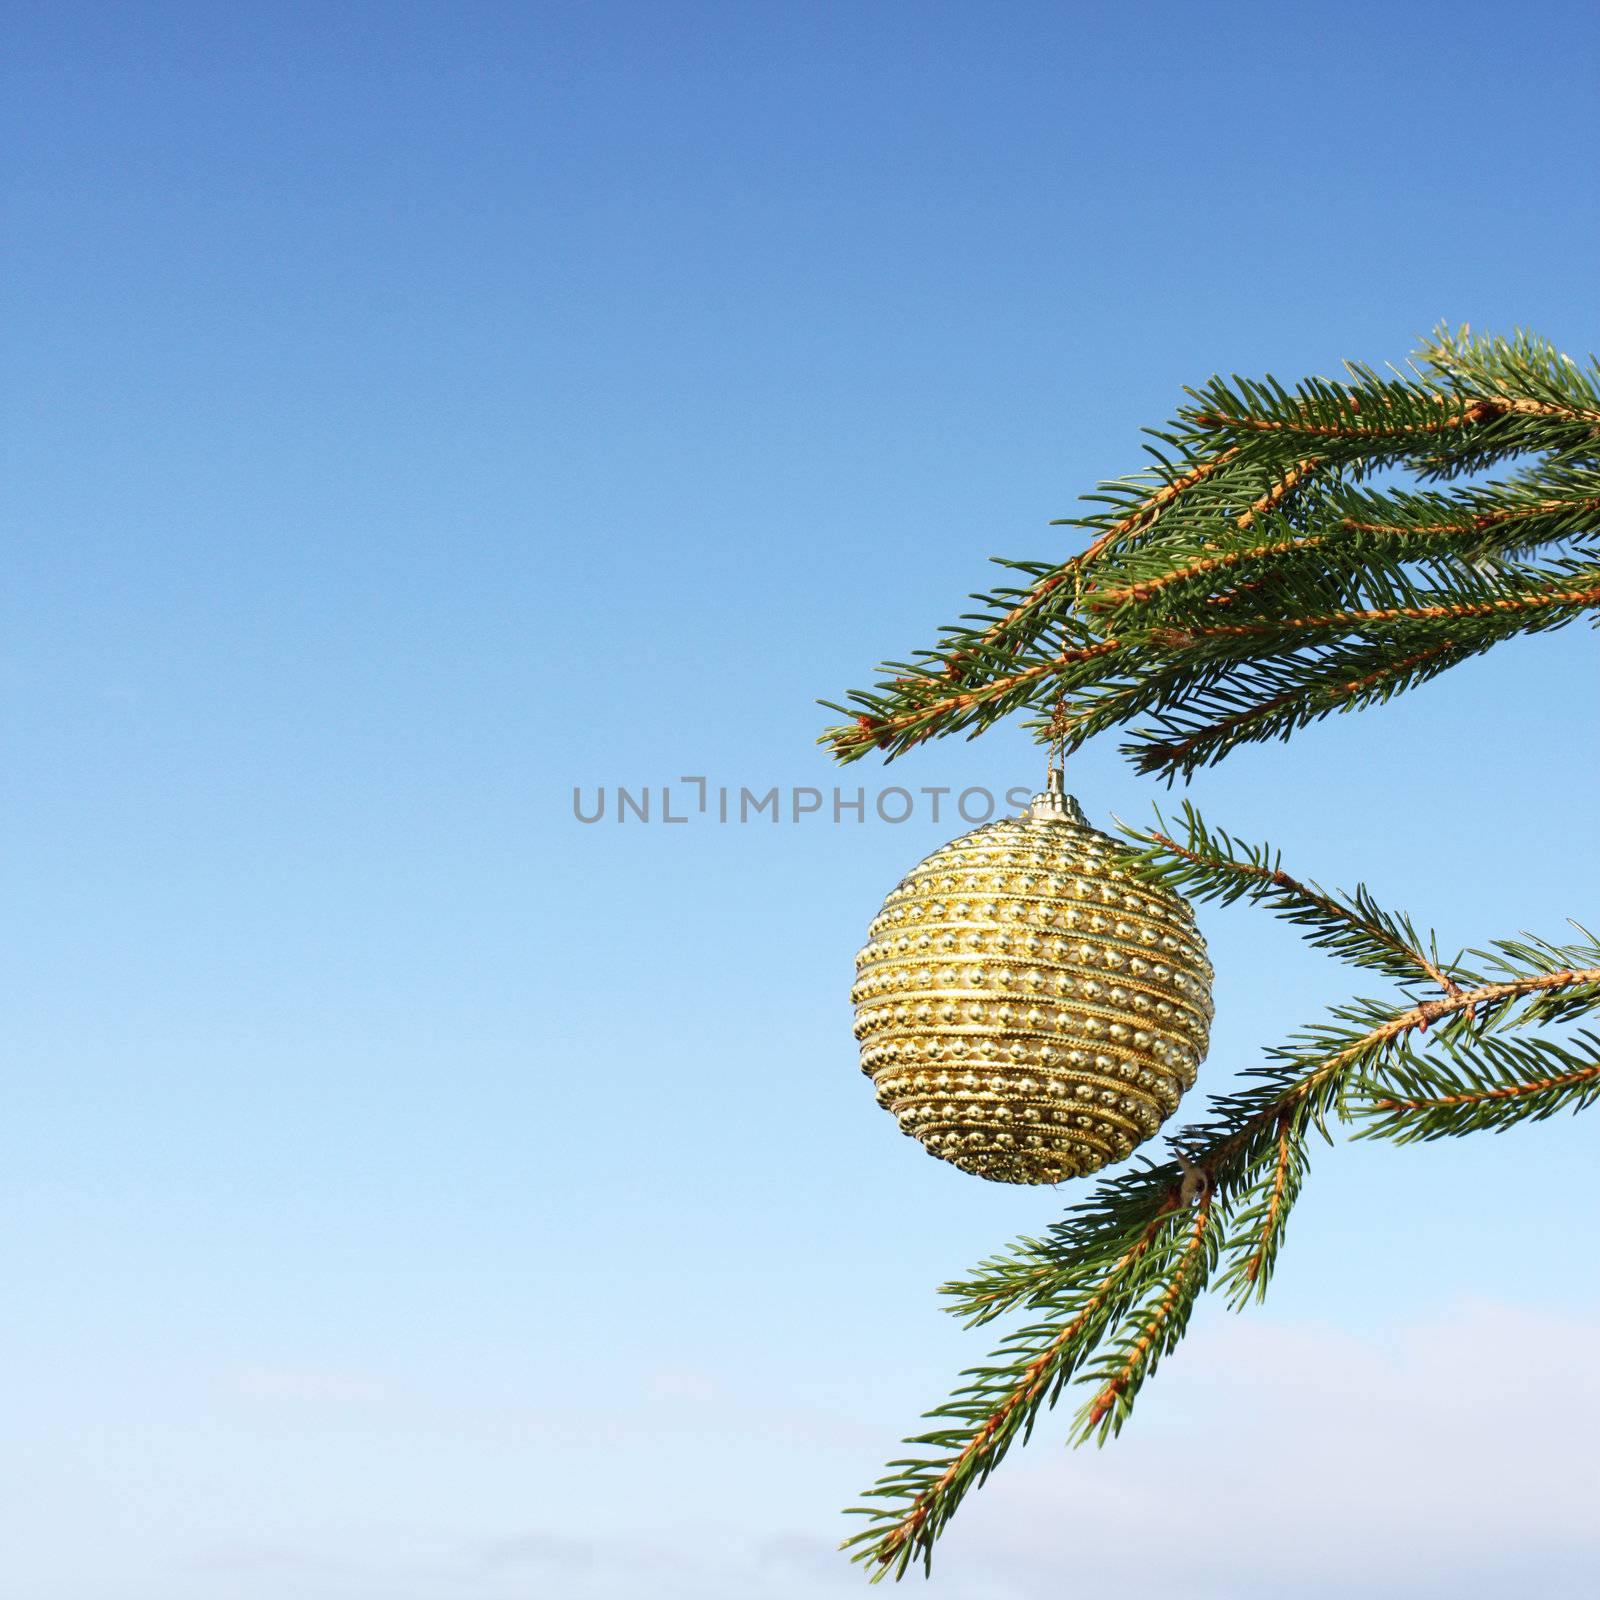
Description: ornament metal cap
xmin=1026 ymin=766 xmax=1087 ymax=826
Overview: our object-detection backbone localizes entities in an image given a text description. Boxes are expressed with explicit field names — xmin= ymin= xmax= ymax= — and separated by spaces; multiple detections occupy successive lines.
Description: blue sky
xmin=5 ymin=2 xmax=1600 ymax=1596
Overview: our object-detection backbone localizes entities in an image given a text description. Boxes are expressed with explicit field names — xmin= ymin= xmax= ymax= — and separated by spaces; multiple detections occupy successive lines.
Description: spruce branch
xmin=1223 ymin=1109 xmax=1305 ymax=1306
xmin=1075 ymin=1185 xmax=1218 ymax=1441
xmin=1117 ymin=803 xmax=1464 ymax=992
xmin=962 ymin=444 xmax=1244 ymax=653
xmin=1355 ymin=1032 xmax=1600 ymax=1141
xmin=820 ymin=327 xmax=1600 ymax=772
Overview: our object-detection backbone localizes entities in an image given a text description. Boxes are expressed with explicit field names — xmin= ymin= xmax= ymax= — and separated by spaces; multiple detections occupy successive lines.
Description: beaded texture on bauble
xmin=852 ymin=787 xmax=1212 ymax=1185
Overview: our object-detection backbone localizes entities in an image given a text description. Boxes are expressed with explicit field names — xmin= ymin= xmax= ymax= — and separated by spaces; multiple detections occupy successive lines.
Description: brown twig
xmin=1372 ymin=1059 xmax=1600 ymax=1112
xmin=1242 ymin=1113 xmax=1294 ymax=1286
xmin=1342 ymin=494 xmax=1600 ymax=538
xmin=1235 ymin=456 xmax=1322 ymax=530
xmin=1086 ymin=491 xmax=1600 ymax=612
xmin=1171 ymin=578 xmax=1600 ymax=640
xmin=1085 ymin=1189 xmax=1213 ymax=1427
xmin=1092 ymin=532 xmax=1323 ymax=608
xmin=1195 ymin=394 xmax=1600 ymax=439
xmin=1326 ymin=641 xmax=1461 ymax=703
xmin=837 ymin=640 xmax=1121 ymax=756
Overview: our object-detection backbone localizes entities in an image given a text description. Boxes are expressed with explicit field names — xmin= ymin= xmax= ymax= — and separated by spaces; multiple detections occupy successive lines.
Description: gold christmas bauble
xmin=852 ymin=776 xmax=1213 ymax=1184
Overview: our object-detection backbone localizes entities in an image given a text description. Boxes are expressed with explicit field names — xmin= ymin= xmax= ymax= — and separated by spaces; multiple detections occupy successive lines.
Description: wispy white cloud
xmin=130 ymin=1305 xmax=1600 ymax=1599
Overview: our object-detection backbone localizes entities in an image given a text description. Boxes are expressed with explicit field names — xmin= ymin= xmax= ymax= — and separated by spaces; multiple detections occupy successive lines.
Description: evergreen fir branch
xmin=940 ymin=957 xmax=1600 ymax=1334
xmin=1098 ymin=557 xmax=1600 ymax=776
xmin=821 ymin=328 xmax=1600 ymax=768
xmin=1219 ymin=1110 xmax=1309 ymax=1306
xmin=1146 ymin=556 xmax=1600 ymax=644
xmin=1085 ymin=475 xmax=1600 ymax=614
xmin=854 ymin=1004 xmax=1439 ymax=1573
xmin=1089 ymin=525 xmax=1333 ymax=612
xmin=1074 ymin=1187 xmax=1219 ymax=1441
xmin=1121 ymin=634 xmax=1490 ymax=779
xmin=1116 ymin=805 xmax=1461 ymax=991
xmin=819 ymin=637 xmax=1121 ymax=761
xmin=1230 ymin=454 xmax=1324 ymax=531
xmin=1195 ymin=387 xmax=1596 ymax=441
xmin=1418 ymin=325 xmax=1600 ymax=420
xmin=1451 ymin=930 xmax=1600 ymax=1032
xmin=829 ymin=538 xmax=1598 ymax=772
xmin=1336 ymin=481 xmax=1600 ymax=556
xmin=1355 ymin=1032 xmax=1600 ymax=1141
xmin=842 ymin=1194 xmax=1185 ymax=1580
xmin=960 ymin=444 xmax=1244 ymax=653
xmin=939 ymin=1157 xmax=1184 ymax=1328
